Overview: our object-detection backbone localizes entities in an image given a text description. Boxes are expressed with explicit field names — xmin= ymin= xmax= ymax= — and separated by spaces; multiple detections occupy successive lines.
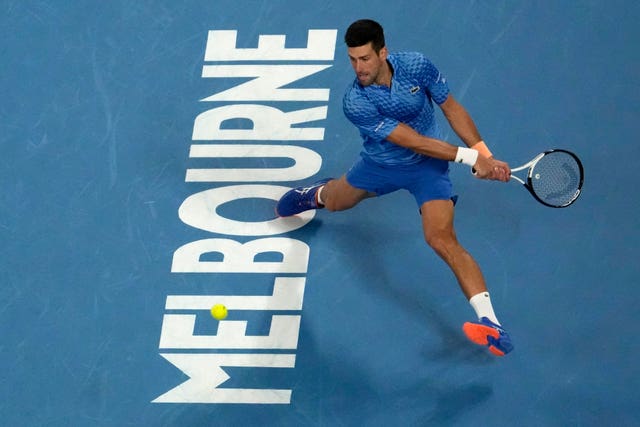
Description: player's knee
xmin=321 ymin=186 xmax=358 ymax=211
xmin=425 ymin=231 xmax=456 ymax=258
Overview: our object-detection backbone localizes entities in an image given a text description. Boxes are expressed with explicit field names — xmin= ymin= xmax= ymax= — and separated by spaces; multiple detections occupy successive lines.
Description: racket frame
xmin=510 ymin=149 xmax=584 ymax=208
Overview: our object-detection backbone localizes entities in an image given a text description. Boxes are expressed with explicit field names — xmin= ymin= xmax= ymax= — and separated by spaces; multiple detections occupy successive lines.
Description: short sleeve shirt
xmin=343 ymin=52 xmax=450 ymax=165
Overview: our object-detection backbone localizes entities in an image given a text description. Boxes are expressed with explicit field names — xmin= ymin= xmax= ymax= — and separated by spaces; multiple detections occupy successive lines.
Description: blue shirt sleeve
xmin=412 ymin=53 xmax=449 ymax=105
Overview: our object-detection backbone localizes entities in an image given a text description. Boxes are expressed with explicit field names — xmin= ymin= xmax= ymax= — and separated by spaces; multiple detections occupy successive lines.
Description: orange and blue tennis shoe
xmin=463 ymin=317 xmax=514 ymax=356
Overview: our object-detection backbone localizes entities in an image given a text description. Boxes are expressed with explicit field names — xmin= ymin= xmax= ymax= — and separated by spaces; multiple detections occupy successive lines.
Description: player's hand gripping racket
xmin=509 ymin=149 xmax=584 ymax=208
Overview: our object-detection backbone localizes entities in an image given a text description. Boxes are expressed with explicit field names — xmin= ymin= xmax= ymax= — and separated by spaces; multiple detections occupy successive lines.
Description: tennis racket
xmin=509 ymin=149 xmax=584 ymax=208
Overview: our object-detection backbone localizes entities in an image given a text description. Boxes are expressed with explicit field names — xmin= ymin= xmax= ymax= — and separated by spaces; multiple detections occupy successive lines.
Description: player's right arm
xmin=386 ymin=123 xmax=510 ymax=181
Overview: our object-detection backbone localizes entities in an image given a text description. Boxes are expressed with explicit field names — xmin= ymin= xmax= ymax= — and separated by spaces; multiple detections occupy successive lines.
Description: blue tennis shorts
xmin=345 ymin=155 xmax=453 ymax=206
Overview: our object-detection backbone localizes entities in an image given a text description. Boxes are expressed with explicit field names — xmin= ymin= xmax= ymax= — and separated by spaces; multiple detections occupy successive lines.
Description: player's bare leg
xmin=420 ymin=199 xmax=486 ymax=299
xmin=276 ymin=175 xmax=374 ymax=217
xmin=320 ymin=175 xmax=375 ymax=212
xmin=420 ymin=199 xmax=513 ymax=355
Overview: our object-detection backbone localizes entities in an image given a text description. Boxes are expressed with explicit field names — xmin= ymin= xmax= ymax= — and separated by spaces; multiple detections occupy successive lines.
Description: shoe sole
xmin=462 ymin=322 xmax=505 ymax=357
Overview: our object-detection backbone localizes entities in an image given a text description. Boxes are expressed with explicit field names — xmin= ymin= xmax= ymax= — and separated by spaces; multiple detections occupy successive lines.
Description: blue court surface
xmin=3 ymin=1 xmax=640 ymax=426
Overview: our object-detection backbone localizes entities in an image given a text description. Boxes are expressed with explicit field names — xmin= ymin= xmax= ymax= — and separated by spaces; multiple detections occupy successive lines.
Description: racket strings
xmin=530 ymin=152 xmax=582 ymax=206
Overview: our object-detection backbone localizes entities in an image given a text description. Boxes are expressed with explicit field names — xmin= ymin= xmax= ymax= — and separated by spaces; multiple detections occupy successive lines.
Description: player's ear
xmin=379 ymin=46 xmax=388 ymax=60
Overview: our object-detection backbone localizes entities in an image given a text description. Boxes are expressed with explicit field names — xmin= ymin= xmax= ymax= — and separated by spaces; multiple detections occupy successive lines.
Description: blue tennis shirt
xmin=343 ymin=52 xmax=450 ymax=166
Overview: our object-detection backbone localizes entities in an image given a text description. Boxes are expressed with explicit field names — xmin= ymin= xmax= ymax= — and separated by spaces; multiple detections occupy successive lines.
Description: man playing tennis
xmin=277 ymin=19 xmax=513 ymax=356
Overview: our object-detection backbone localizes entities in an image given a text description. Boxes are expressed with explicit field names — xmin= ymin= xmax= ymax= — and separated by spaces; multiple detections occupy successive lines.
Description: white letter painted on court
xmin=200 ymin=65 xmax=331 ymax=102
xmin=204 ymin=30 xmax=337 ymax=61
xmin=177 ymin=185 xmax=314 ymax=236
xmin=171 ymin=238 xmax=310 ymax=273
xmin=153 ymin=353 xmax=295 ymax=404
xmin=185 ymin=144 xmax=322 ymax=182
xmin=159 ymin=277 xmax=305 ymax=349
xmin=192 ymin=104 xmax=327 ymax=141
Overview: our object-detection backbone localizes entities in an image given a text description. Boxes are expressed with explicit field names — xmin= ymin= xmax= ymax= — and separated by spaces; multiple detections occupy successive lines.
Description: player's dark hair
xmin=344 ymin=19 xmax=385 ymax=52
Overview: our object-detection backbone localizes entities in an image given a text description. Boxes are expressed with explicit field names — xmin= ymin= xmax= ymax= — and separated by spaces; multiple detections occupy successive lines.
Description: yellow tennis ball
xmin=210 ymin=304 xmax=228 ymax=320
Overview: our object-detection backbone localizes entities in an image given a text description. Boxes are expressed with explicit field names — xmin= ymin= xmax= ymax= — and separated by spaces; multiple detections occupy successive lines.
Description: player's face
xmin=347 ymin=43 xmax=388 ymax=86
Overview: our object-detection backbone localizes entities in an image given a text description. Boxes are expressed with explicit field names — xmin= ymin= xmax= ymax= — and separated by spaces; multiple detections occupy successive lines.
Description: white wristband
xmin=455 ymin=147 xmax=479 ymax=167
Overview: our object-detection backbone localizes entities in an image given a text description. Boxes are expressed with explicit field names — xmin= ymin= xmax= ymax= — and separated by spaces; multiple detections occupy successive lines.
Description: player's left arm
xmin=438 ymin=94 xmax=484 ymax=150
xmin=438 ymin=93 xmax=510 ymax=179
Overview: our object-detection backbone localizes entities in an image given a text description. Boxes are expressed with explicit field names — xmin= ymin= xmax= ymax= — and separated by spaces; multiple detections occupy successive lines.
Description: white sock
xmin=469 ymin=292 xmax=500 ymax=325
xmin=316 ymin=185 xmax=325 ymax=205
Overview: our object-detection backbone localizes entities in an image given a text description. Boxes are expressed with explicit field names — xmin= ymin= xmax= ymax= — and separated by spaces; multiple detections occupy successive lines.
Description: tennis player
xmin=277 ymin=19 xmax=513 ymax=356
